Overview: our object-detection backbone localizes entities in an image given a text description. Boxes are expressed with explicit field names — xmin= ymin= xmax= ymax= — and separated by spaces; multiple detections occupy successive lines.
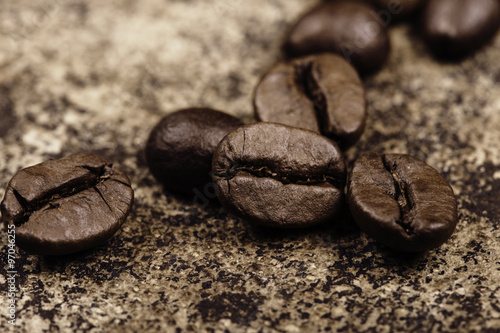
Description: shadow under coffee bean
xmin=347 ymin=152 xmax=458 ymax=252
xmin=0 ymin=153 xmax=134 ymax=255
xmin=212 ymin=122 xmax=346 ymax=228
xmin=254 ymin=53 xmax=366 ymax=149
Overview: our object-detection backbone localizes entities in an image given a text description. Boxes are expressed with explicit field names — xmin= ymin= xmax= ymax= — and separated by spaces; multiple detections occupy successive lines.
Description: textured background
xmin=1 ymin=0 xmax=499 ymax=332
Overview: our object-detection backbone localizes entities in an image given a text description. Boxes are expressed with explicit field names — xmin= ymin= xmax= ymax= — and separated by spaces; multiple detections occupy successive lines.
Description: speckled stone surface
xmin=1 ymin=1 xmax=500 ymax=332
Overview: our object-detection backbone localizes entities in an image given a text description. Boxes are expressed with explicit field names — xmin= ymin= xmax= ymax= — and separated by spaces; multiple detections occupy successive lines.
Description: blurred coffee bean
xmin=284 ymin=0 xmax=390 ymax=74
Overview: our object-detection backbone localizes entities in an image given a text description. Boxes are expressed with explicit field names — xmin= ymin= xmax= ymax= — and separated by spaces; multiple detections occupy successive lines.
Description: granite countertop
xmin=1 ymin=0 xmax=499 ymax=332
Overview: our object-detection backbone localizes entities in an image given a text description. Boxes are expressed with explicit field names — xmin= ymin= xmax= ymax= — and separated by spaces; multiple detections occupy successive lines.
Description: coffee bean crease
xmin=295 ymin=62 xmax=328 ymax=134
xmin=382 ymin=156 xmax=415 ymax=235
xmin=8 ymin=162 xmax=118 ymax=227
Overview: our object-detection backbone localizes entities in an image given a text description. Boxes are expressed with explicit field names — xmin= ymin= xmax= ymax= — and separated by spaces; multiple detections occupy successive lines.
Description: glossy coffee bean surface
xmin=145 ymin=108 xmax=242 ymax=195
xmin=421 ymin=0 xmax=500 ymax=58
xmin=254 ymin=54 xmax=366 ymax=149
xmin=212 ymin=122 xmax=346 ymax=228
xmin=284 ymin=0 xmax=390 ymax=74
xmin=1 ymin=153 xmax=134 ymax=255
xmin=347 ymin=152 xmax=458 ymax=252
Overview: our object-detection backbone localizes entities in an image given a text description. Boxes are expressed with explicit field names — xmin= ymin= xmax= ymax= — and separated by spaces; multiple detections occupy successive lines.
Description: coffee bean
xmin=145 ymin=108 xmax=242 ymax=195
xmin=212 ymin=122 xmax=347 ymax=228
xmin=421 ymin=0 xmax=500 ymax=59
xmin=283 ymin=0 xmax=390 ymax=74
xmin=1 ymin=153 xmax=134 ymax=255
xmin=254 ymin=54 xmax=366 ymax=149
xmin=367 ymin=0 xmax=424 ymax=20
xmin=347 ymin=152 xmax=458 ymax=252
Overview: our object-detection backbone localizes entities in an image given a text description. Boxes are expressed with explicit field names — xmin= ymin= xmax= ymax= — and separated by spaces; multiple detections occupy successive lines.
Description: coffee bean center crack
xmin=218 ymin=163 xmax=337 ymax=188
xmin=294 ymin=62 xmax=331 ymax=137
xmin=382 ymin=156 xmax=415 ymax=235
xmin=12 ymin=164 xmax=121 ymax=226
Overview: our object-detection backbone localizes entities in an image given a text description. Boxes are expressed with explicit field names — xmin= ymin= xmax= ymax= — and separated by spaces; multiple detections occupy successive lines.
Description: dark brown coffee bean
xmin=254 ymin=54 xmax=366 ymax=149
xmin=145 ymin=107 xmax=242 ymax=195
xmin=212 ymin=122 xmax=347 ymax=228
xmin=421 ymin=0 xmax=500 ymax=59
xmin=284 ymin=0 xmax=390 ymax=74
xmin=347 ymin=152 xmax=458 ymax=252
xmin=367 ymin=0 xmax=424 ymax=20
xmin=1 ymin=153 xmax=134 ymax=255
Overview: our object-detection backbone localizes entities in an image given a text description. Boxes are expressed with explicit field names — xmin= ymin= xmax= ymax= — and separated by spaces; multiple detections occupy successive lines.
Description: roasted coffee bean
xmin=347 ymin=152 xmax=458 ymax=252
xmin=0 ymin=153 xmax=134 ymax=255
xmin=254 ymin=54 xmax=366 ymax=149
xmin=284 ymin=0 xmax=390 ymax=74
xmin=421 ymin=0 xmax=500 ymax=59
xmin=145 ymin=108 xmax=242 ymax=195
xmin=367 ymin=0 xmax=424 ymax=20
xmin=212 ymin=122 xmax=347 ymax=228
